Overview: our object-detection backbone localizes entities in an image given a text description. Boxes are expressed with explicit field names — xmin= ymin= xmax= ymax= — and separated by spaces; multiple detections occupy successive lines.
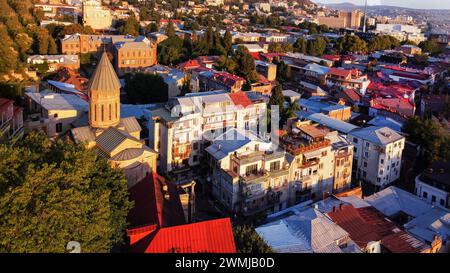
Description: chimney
xmin=339 ymin=203 xmax=344 ymax=210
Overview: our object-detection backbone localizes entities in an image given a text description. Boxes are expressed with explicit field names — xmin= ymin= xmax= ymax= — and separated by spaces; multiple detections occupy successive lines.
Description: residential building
xmin=326 ymin=68 xmax=371 ymax=94
xmin=27 ymin=55 xmax=80 ymax=71
xmin=415 ymin=162 xmax=450 ymax=209
xmin=255 ymin=60 xmax=277 ymax=82
xmin=299 ymin=97 xmax=352 ymax=122
xmin=290 ymin=63 xmax=330 ymax=87
xmin=205 ymin=128 xmax=290 ymax=216
xmin=375 ymin=24 xmax=426 ymax=43
xmin=198 ymin=71 xmax=245 ymax=93
xmin=365 ymin=186 xmax=448 ymax=252
xmin=113 ymin=37 xmax=157 ymax=76
xmin=348 ymin=126 xmax=405 ymax=189
xmin=24 ymin=90 xmax=88 ymax=138
xmin=71 ymin=52 xmax=157 ymax=186
xmin=82 ymin=0 xmax=113 ymax=30
xmin=317 ymin=10 xmax=363 ymax=30
xmin=61 ymin=34 xmax=144 ymax=55
xmin=256 ymin=207 xmax=361 ymax=253
xmin=0 ymin=98 xmax=24 ymax=141
xmin=395 ymin=44 xmax=422 ymax=55
xmin=149 ymin=91 xmax=267 ymax=185
xmin=142 ymin=65 xmax=186 ymax=99
xmin=281 ymin=121 xmax=341 ymax=203
xmin=327 ymin=204 xmax=438 ymax=253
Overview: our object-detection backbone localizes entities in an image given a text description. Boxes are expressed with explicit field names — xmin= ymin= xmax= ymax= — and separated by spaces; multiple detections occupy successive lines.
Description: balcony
xmin=231 ymin=151 xmax=265 ymax=165
xmin=301 ymin=158 xmax=320 ymax=168
xmin=241 ymin=170 xmax=268 ymax=183
xmin=282 ymin=138 xmax=331 ymax=156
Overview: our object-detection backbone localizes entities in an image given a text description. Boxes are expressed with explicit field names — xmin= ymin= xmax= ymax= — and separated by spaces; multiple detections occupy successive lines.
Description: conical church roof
xmin=88 ymin=52 xmax=121 ymax=92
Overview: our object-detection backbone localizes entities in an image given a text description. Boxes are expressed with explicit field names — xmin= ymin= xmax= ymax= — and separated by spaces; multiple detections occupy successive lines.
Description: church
xmin=71 ymin=52 xmax=157 ymax=188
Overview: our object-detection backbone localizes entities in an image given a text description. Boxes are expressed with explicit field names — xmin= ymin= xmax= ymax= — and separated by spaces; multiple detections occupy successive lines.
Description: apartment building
xmin=281 ymin=122 xmax=339 ymax=203
xmin=326 ymin=68 xmax=371 ymax=94
xmin=198 ymin=71 xmax=245 ymax=93
xmin=142 ymin=65 xmax=186 ymax=99
xmin=82 ymin=0 xmax=113 ymax=30
xmin=299 ymin=97 xmax=352 ymax=122
xmin=149 ymin=91 xmax=268 ymax=185
xmin=415 ymin=162 xmax=450 ymax=209
xmin=255 ymin=60 xmax=277 ymax=82
xmin=290 ymin=63 xmax=331 ymax=86
xmin=61 ymin=34 xmax=133 ymax=55
xmin=348 ymin=126 xmax=405 ymax=189
xmin=0 ymin=98 xmax=24 ymax=141
xmin=113 ymin=38 xmax=157 ymax=76
xmin=317 ymin=10 xmax=363 ymax=30
xmin=27 ymin=55 xmax=80 ymax=71
xmin=375 ymin=24 xmax=426 ymax=43
xmin=24 ymin=90 xmax=88 ymax=138
xmin=205 ymin=128 xmax=290 ymax=216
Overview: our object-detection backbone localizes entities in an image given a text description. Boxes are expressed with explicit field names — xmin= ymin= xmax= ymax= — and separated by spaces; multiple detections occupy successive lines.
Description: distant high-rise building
xmin=317 ymin=10 xmax=363 ymax=30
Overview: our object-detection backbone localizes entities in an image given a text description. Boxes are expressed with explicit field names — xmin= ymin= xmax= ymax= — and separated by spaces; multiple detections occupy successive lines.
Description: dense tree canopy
xmin=124 ymin=72 xmax=168 ymax=103
xmin=403 ymin=117 xmax=450 ymax=167
xmin=0 ymin=132 xmax=132 ymax=253
xmin=336 ymin=35 xmax=368 ymax=54
xmin=368 ymin=35 xmax=400 ymax=52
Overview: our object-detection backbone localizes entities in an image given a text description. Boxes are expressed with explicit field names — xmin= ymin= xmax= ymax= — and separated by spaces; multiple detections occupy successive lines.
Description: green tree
xmin=233 ymin=46 xmax=258 ymax=83
xmin=124 ymin=72 xmax=168 ymax=103
xmin=223 ymin=30 xmax=233 ymax=53
xmin=419 ymin=39 xmax=443 ymax=55
xmin=0 ymin=24 xmax=18 ymax=73
xmin=233 ymin=225 xmax=273 ymax=253
xmin=157 ymin=36 xmax=185 ymax=65
xmin=165 ymin=20 xmax=176 ymax=38
xmin=283 ymin=99 xmax=301 ymax=122
xmin=306 ymin=37 xmax=327 ymax=56
xmin=403 ymin=117 xmax=450 ymax=166
xmin=336 ymin=35 xmax=368 ymax=54
xmin=293 ymin=37 xmax=307 ymax=54
xmin=117 ymin=14 xmax=140 ymax=36
xmin=0 ymin=131 xmax=132 ymax=253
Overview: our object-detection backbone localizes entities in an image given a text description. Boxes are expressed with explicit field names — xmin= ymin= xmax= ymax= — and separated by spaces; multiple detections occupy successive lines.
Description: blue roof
xmin=367 ymin=115 xmax=404 ymax=132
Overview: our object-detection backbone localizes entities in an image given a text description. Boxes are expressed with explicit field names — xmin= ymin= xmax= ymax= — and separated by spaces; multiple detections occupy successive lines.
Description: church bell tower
xmin=88 ymin=52 xmax=121 ymax=129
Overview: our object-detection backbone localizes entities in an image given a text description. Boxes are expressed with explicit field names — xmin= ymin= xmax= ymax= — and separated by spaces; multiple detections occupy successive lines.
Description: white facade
xmin=82 ymin=0 xmax=113 ymax=30
xmin=415 ymin=176 xmax=449 ymax=209
xmin=149 ymin=92 xmax=267 ymax=184
xmin=349 ymin=126 xmax=405 ymax=189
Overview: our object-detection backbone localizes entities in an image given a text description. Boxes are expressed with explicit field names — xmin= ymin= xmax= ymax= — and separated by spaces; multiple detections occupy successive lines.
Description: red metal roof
xmin=128 ymin=218 xmax=236 ymax=253
xmin=127 ymin=173 xmax=185 ymax=229
xmin=326 ymin=204 xmax=428 ymax=253
xmin=178 ymin=59 xmax=201 ymax=71
xmin=229 ymin=92 xmax=253 ymax=108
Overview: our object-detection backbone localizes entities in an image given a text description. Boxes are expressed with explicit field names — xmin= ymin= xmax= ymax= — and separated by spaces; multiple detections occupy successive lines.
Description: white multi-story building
xmin=149 ymin=91 xmax=268 ymax=184
xmin=415 ymin=162 xmax=450 ymax=209
xmin=375 ymin=24 xmax=426 ymax=43
xmin=205 ymin=128 xmax=290 ymax=216
xmin=348 ymin=126 xmax=405 ymax=189
xmin=82 ymin=0 xmax=113 ymax=30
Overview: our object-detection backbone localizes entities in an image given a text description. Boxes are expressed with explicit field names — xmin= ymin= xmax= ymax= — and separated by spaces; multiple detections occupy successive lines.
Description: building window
xmin=353 ymin=137 xmax=358 ymax=143
xmin=101 ymin=105 xmax=104 ymax=121
xmin=423 ymin=192 xmax=428 ymax=199
xmin=193 ymin=142 xmax=198 ymax=150
xmin=193 ymin=155 xmax=198 ymax=162
xmin=56 ymin=123 xmax=63 ymax=133
xmin=109 ymin=104 xmax=112 ymax=120
xmin=270 ymin=161 xmax=280 ymax=171
xmin=432 ymin=195 xmax=436 ymax=202
xmin=440 ymin=199 xmax=445 ymax=206
xmin=54 ymin=113 xmax=58 ymax=118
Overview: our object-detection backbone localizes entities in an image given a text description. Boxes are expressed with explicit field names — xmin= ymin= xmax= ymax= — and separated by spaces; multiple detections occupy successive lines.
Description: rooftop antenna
xmin=363 ymin=0 xmax=368 ymax=33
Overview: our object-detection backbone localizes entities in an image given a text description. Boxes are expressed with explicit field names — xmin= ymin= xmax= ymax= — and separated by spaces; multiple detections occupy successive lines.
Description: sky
xmin=313 ymin=0 xmax=450 ymax=10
